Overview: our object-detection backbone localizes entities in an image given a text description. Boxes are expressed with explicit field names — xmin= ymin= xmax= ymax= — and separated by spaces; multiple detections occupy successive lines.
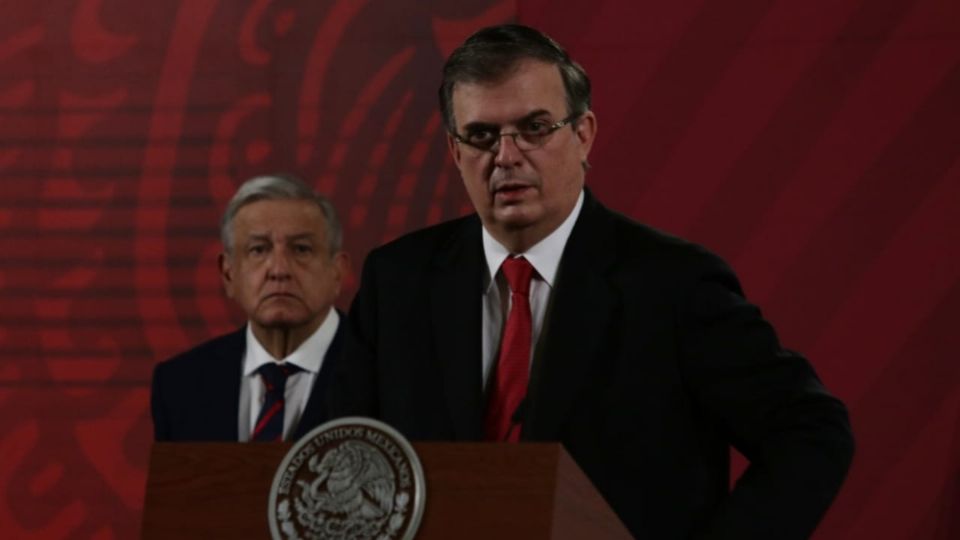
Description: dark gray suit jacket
xmin=332 ymin=191 xmax=853 ymax=539
xmin=152 ymin=316 xmax=343 ymax=442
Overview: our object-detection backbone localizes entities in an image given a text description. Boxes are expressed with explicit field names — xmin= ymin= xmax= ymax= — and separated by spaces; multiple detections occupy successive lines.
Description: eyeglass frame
xmin=450 ymin=112 xmax=582 ymax=154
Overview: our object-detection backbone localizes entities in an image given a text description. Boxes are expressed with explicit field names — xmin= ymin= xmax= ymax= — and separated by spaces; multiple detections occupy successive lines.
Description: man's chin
xmin=493 ymin=207 xmax=539 ymax=231
xmin=253 ymin=310 xmax=311 ymax=330
xmin=257 ymin=320 xmax=301 ymax=330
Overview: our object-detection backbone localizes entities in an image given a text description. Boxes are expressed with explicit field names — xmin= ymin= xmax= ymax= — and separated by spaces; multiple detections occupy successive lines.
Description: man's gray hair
xmin=220 ymin=173 xmax=342 ymax=255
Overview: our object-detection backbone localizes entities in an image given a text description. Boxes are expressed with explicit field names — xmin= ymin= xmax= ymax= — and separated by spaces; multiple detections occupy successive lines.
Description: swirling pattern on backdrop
xmin=0 ymin=0 xmax=957 ymax=538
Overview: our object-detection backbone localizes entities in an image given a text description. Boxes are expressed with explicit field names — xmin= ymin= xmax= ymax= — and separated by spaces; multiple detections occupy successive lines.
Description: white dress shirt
xmin=480 ymin=190 xmax=584 ymax=390
xmin=237 ymin=309 xmax=340 ymax=441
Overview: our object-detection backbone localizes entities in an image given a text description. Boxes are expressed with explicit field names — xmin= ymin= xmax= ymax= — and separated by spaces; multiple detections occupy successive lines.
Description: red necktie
xmin=252 ymin=363 xmax=301 ymax=442
xmin=484 ymin=256 xmax=535 ymax=442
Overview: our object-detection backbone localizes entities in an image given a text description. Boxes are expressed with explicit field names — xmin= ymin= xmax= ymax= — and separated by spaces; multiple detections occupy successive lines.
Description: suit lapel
xmin=294 ymin=313 xmax=344 ymax=439
xmin=429 ymin=217 xmax=485 ymax=440
xmin=525 ymin=192 xmax=618 ymax=440
xmin=204 ymin=328 xmax=245 ymax=441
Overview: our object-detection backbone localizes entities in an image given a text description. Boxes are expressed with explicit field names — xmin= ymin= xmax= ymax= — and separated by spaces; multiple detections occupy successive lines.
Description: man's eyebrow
xmin=517 ymin=109 xmax=552 ymax=123
xmin=461 ymin=120 xmax=499 ymax=132
xmin=246 ymin=233 xmax=270 ymax=243
xmin=461 ymin=109 xmax=553 ymax=132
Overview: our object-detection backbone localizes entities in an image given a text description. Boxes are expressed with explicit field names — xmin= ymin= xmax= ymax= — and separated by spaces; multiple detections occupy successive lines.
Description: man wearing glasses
xmin=334 ymin=25 xmax=853 ymax=539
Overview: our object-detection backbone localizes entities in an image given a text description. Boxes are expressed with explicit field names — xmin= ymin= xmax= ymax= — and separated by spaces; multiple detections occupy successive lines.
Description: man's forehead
xmin=234 ymin=199 xmax=325 ymax=224
xmin=236 ymin=197 xmax=319 ymax=214
xmin=243 ymin=230 xmax=320 ymax=240
xmin=233 ymin=201 xmax=327 ymax=235
xmin=451 ymin=60 xmax=567 ymax=124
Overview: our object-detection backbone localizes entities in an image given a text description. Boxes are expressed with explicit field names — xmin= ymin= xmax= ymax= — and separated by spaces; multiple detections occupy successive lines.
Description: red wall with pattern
xmin=1 ymin=1 xmax=957 ymax=538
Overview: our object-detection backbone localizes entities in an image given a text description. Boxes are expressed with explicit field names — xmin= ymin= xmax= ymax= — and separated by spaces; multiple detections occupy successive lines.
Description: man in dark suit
xmin=152 ymin=174 xmax=348 ymax=442
xmin=333 ymin=25 xmax=854 ymax=538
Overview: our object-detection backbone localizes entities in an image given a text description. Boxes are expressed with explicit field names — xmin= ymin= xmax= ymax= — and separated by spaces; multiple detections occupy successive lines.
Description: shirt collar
xmin=482 ymin=189 xmax=584 ymax=290
xmin=242 ymin=309 xmax=340 ymax=376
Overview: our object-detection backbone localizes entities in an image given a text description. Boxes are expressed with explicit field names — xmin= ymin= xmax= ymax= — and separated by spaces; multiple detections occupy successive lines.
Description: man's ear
xmin=447 ymin=131 xmax=463 ymax=169
xmin=574 ymin=110 xmax=598 ymax=162
xmin=333 ymin=251 xmax=349 ymax=280
xmin=331 ymin=251 xmax=350 ymax=297
xmin=219 ymin=252 xmax=235 ymax=299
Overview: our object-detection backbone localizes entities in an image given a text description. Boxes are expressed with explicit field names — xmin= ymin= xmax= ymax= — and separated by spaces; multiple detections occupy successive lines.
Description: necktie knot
xmin=257 ymin=362 xmax=301 ymax=394
xmin=501 ymin=256 xmax=534 ymax=296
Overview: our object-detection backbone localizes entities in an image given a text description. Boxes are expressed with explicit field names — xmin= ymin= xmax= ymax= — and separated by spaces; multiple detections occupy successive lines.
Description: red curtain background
xmin=1 ymin=0 xmax=957 ymax=538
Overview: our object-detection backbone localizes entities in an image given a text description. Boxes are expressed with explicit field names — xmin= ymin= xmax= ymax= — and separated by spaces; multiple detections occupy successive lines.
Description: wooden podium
xmin=142 ymin=442 xmax=632 ymax=539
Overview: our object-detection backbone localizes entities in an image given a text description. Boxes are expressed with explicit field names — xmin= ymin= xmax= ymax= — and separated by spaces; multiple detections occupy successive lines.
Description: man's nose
xmin=494 ymin=132 xmax=524 ymax=168
xmin=266 ymin=247 xmax=293 ymax=279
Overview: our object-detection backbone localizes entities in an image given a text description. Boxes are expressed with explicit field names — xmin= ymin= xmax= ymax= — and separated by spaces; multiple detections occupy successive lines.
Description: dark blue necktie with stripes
xmin=252 ymin=363 xmax=301 ymax=442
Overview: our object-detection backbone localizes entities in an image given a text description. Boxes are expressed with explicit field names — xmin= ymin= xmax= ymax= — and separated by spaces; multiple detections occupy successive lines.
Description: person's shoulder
xmin=586 ymin=198 xmax=733 ymax=281
xmin=365 ymin=214 xmax=480 ymax=265
xmin=600 ymin=203 xmax=724 ymax=262
xmin=156 ymin=327 xmax=245 ymax=373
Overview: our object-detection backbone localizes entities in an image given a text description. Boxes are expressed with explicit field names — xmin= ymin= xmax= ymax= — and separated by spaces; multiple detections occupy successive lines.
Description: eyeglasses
xmin=452 ymin=113 xmax=580 ymax=153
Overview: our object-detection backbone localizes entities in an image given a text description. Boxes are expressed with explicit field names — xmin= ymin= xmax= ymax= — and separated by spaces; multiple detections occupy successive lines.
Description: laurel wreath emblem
xmin=269 ymin=418 xmax=424 ymax=540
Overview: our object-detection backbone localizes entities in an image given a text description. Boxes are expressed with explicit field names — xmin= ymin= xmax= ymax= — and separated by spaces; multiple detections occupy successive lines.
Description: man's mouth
xmin=263 ymin=292 xmax=297 ymax=300
xmin=492 ymin=180 xmax=534 ymax=196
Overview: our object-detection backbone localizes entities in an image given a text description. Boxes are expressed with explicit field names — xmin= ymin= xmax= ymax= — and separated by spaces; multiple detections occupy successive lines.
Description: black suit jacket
xmin=333 ymin=191 xmax=853 ymax=539
xmin=152 ymin=315 xmax=344 ymax=442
